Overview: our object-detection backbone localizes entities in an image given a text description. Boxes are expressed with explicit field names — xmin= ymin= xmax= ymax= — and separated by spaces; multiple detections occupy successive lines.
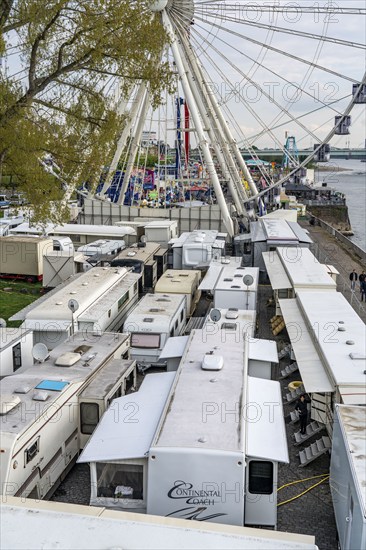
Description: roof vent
xmin=149 ymin=308 xmax=163 ymax=313
xmin=143 ymin=318 xmax=154 ymax=323
xmin=94 ymin=273 xmax=100 ymax=277
xmin=198 ymin=436 xmax=207 ymax=443
xmin=0 ymin=395 xmax=21 ymax=415
xmin=338 ymin=326 xmax=346 ymax=332
xmin=55 ymin=301 xmax=63 ymax=306
xmin=346 ymin=340 xmax=355 ymax=345
xmin=221 ymin=322 xmax=237 ymax=330
xmin=231 ymin=285 xmax=241 ymax=288
xmin=225 ymin=310 xmax=238 ymax=319
xmin=14 ymin=385 xmax=31 ymax=394
xmin=234 ymin=274 xmax=243 ymax=278
xmin=223 ymin=278 xmax=233 ymax=282
xmin=82 ymin=282 xmax=88 ymax=286
xmin=55 ymin=352 xmax=82 ymax=367
xmin=127 ymin=251 xmax=136 ymax=257
xmin=70 ymin=291 xmax=77 ymax=295
xmin=349 ymin=353 xmax=366 ymax=360
xmin=32 ymin=391 xmax=49 ymax=402
xmin=202 ymin=353 xmax=224 ymax=371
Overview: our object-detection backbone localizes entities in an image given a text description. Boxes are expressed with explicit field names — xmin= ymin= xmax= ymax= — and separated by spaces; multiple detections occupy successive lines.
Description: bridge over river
xmin=241 ymin=148 xmax=366 ymax=161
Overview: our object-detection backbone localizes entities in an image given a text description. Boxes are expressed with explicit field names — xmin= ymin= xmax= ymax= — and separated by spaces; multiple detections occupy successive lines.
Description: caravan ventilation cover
xmin=202 ymin=354 xmax=224 ymax=371
xmin=225 ymin=310 xmax=238 ymax=319
xmin=55 ymin=352 xmax=82 ymax=367
xmin=32 ymin=391 xmax=49 ymax=402
xmin=0 ymin=395 xmax=21 ymax=415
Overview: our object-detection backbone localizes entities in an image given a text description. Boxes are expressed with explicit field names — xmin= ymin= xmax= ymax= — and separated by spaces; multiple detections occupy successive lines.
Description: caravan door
xmin=244 ymin=459 xmax=277 ymax=527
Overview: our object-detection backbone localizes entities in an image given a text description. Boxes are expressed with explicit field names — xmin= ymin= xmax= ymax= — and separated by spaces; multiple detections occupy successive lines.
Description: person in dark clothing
xmin=359 ymin=271 xmax=366 ymax=299
xmin=349 ymin=269 xmax=358 ymax=291
xmin=295 ymin=395 xmax=308 ymax=435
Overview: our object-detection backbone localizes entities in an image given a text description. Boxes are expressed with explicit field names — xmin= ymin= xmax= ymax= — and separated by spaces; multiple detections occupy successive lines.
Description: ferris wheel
xmin=98 ymin=0 xmax=366 ymax=236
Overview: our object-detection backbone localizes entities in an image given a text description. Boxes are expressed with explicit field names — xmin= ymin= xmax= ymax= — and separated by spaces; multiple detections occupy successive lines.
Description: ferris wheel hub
xmin=150 ymin=0 xmax=168 ymax=12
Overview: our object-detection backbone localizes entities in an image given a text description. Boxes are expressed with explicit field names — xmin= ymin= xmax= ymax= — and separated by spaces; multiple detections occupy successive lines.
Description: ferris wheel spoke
xmin=193 ymin=8 xmax=366 ymax=49
xmin=191 ymin=13 xmax=360 ymax=83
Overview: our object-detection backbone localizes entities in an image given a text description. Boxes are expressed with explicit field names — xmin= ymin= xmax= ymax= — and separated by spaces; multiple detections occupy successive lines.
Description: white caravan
xmin=0 ymin=332 xmax=130 ymax=500
xmin=199 ymin=264 xmax=259 ymax=310
xmin=79 ymin=330 xmax=288 ymax=528
xmin=171 ymin=230 xmax=226 ymax=269
xmin=123 ymin=293 xmax=187 ymax=371
xmin=330 ymin=405 xmax=366 ymax=550
xmin=111 ymin=242 xmax=160 ymax=292
xmin=21 ymin=267 xmax=141 ymax=348
xmin=77 ymin=239 xmax=126 ymax=257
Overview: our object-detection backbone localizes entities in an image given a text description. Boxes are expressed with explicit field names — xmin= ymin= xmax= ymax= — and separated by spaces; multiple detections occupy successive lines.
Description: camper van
xmin=111 ymin=242 xmax=160 ymax=292
xmin=155 ymin=270 xmax=201 ymax=317
xmin=123 ymin=293 xmax=187 ymax=371
xmin=171 ymin=230 xmax=226 ymax=269
xmin=79 ymin=330 xmax=288 ymax=527
xmin=0 ymin=332 xmax=130 ymax=500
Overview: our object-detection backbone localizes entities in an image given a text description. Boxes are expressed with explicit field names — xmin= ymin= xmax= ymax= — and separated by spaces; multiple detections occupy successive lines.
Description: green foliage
xmin=0 ymin=1 xmax=174 ymax=222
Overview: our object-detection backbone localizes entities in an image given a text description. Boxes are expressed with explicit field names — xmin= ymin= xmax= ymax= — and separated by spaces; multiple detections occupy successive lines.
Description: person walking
xmin=360 ymin=278 xmax=366 ymax=302
xmin=359 ymin=270 xmax=366 ymax=298
xmin=295 ymin=395 xmax=308 ymax=436
xmin=349 ymin=269 xmax=358 ymax=291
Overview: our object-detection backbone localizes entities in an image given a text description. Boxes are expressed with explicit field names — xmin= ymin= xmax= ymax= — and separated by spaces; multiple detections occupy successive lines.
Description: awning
xmin=279 ymin=299 xmax=334 ymax=393
xmin=159 ymin=336 xmax=189 ymax=361
xmin=262 ymin=251 xmax=291 ymax=290
xmin=78 ymin=372 xmax=175 ymax=463
xmin=339 ymin=387 xmax=366 ymax=406
xmin=247 ymin=377 xmax=289 ymax=463
xmin=249 ymin=339 xmax=278 ymax=363
xmin=198 ymin=265 xmax=222 ymax=290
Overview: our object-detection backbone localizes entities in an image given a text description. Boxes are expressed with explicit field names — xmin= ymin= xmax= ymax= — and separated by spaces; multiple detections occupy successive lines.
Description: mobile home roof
xmin=0 ymin=497 xmax=318 ymax=549
xmin=80 ymin=359 xmax=135 ymax=400
xmin=24 ymin=267 xmax=129 ymax=322
xmin=0 ymin=332 xmax=129 ymax=437
xmin=113 ymin=242 xmax=160 ymax=262
xmin=280 ymin=291 xmax=366 ymax=398
xmin=263 ymin=247 xmax=336 ymax=290
xmin=124 ymin=293 xmax=186 ymax=333
xmin=10 ymin=222 xmax=136 ymax=238
xmin=155 ymin=270 xmax=200 ymax=294
xmin=250 ymin=219 xmax=312 ymax=244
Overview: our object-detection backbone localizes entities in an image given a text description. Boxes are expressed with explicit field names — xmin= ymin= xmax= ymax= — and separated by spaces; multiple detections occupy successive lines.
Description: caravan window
xmin=248 ymin=461 xmax=273 ymax=494
xmin=80 ymin=403 xmax=99 ymax=435
xmin=131 ymin=333 xmax=160 ymax=349
xmin=25 ymin=438 xmax=40 ymax=464
xmin=96 ymin=462 xmax=144 ymax=500
xmin=118 ymin=293 xmax=129 ymax=311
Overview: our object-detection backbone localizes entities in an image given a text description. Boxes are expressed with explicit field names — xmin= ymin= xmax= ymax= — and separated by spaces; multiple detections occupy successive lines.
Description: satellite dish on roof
xmin=0 ymin=318 xmax=7 ymax=328
xmin=140 ymin=235 xmax=147 ymax=243
xmin=68 ymin=299 xmax=79 ymax=313
xmin=32 ymin=343 xmax=49 ymax=363
xmin=243 ymin=274 xmax=254 ymax=287
xmin=209 ymin=308 xmax=221 ymax=323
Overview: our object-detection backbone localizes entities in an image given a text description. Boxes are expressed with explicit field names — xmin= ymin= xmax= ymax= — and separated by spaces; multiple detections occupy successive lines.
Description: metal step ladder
xmin=294 ymin=421 xmax=325 ymax=445
xmin=184 ymin=316 xmax=206 ymax=334
xmin=280 ymin=362 xmax=299 ymax=379
xmin=299 ymin=436 xmax=331 ymax=467
xmin=278 ymin=344 xmax=291 ymax=360
xmin=285 ymin=384 xmax=304 ymax=404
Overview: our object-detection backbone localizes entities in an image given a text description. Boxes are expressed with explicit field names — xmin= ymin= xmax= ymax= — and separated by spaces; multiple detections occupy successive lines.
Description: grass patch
xmin=0 ymin=280 xmax=43 ymax=327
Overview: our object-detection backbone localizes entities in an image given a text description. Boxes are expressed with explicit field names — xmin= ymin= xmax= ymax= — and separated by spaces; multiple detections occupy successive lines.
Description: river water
xmin=315 ymin=159 xmax=366 ymax=252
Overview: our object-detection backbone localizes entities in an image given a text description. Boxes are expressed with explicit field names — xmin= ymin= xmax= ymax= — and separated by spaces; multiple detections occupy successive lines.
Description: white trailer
xmin=171 ymin=230 xmax=226 ymax=270
xmin=10 ymin=222 xmax=136 ymax=246
xmin=77 ymin=239 xmax=126 ymax=257
xmin=263 ymin=247 xmax=337 ymax=315
xmin=247 ymin=219 xmax=312 ymax=272
xmin=155 ymin=269 xmax=201 ymax=317
xmin=0 ymin=328 xmax=33 ymax=377
xmin=199 ymin=265 xmax=259 ymax=310
xmin=21 ymin=267 xmax=141 ymax=348
xmin=123 ymin=293 xmax=187 ymax=371
xmin=0 ymin=497 xmax=319 ymax=550
xmin=42 ymin=250 xmax=88 ymax=288
xmin=279 ymin=291 xmax=366 ymax=462
xmin=0 ymin=332 xmax=130 ymax=500
xmin=80 ymin=331 xmax=288 ymax=528
xmin=330 ymin=405 xmax=366 ymax=550
xmin=144 ymin=220 xmax=178 ymax=244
